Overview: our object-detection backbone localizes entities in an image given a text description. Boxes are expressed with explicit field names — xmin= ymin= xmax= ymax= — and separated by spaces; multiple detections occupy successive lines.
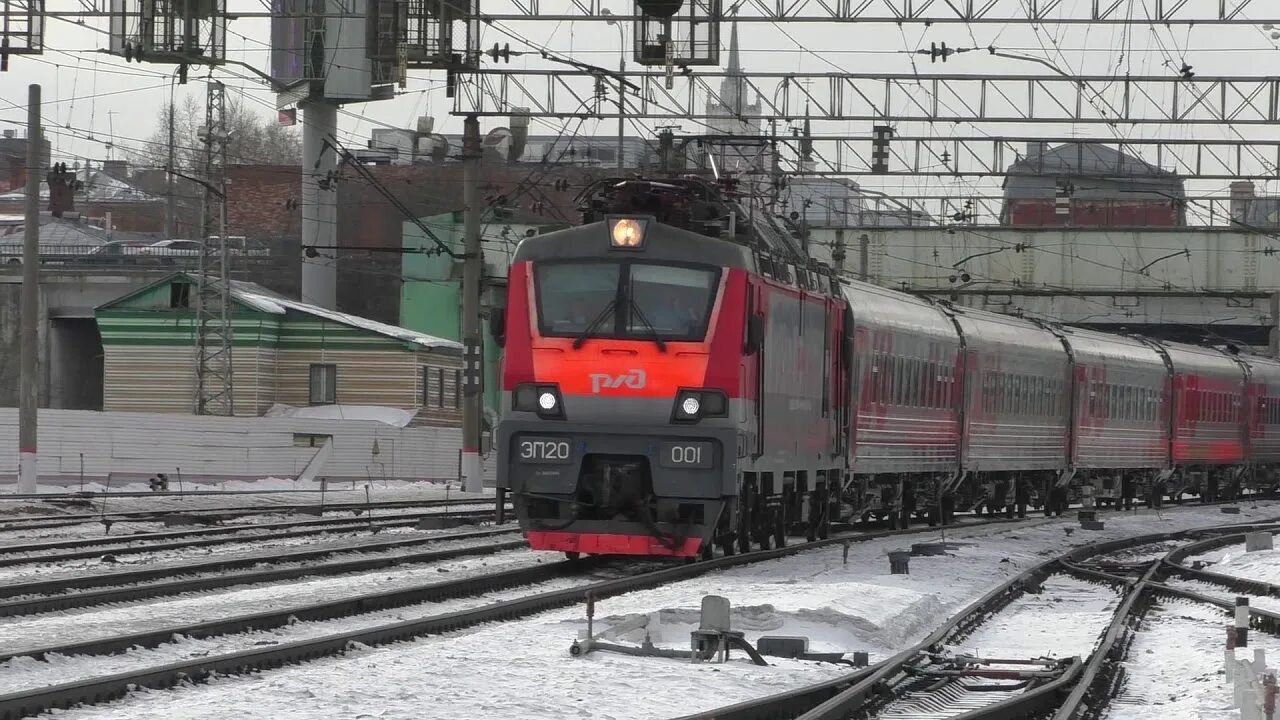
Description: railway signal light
xmin=871 ymin=125 xmax=893 ymax=174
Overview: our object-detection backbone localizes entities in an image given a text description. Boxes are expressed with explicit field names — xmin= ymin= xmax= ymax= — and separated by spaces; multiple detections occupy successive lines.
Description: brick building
xmin=0 ymin=130 xmax=51 ymax=194
xmin=1001 ymin=142 xmax=1187 ymax=227
xmin=225 ymin=161 xmax=596 ymax=323
xmin=0 ymin=161 xmax=167 ymax=232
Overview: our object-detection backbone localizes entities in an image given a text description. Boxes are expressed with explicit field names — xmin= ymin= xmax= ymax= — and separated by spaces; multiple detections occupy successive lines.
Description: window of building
xmin=169 ymin=282 xmax=191 ymax=309
xmin=422 ymin=365 xmax=462 ymax=409
xmin=309 ymin=364 xmax=337 ymax=405
xmin=293 ymin=433 xmax=332 ymax=448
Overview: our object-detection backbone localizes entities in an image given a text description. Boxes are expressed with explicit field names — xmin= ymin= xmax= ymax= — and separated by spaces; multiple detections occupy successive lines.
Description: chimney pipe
xmin=1230 ymin=181 xmax=1256 ymax=226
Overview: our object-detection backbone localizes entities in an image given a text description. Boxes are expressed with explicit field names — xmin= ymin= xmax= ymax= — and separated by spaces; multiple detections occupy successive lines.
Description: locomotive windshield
xmin=535 ymin=261 xmax=720 ymax=342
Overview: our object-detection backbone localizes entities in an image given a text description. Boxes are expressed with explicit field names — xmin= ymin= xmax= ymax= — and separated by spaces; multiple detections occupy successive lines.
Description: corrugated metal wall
xmin=0 ymin=408 xmax=496 ymax=486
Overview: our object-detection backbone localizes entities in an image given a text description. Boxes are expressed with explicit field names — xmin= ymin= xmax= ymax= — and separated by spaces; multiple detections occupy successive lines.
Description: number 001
xmin=669 ymin=445 xmax=703 ymax=464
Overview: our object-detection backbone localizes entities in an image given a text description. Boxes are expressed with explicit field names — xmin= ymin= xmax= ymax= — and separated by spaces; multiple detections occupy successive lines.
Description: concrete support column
xmin=301 ymin=100 xmax=338 ymax=310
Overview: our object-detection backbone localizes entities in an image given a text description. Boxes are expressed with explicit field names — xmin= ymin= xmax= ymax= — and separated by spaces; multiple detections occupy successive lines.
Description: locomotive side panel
xmin=951 ymin=308 xmax=1070 ymax=473
xmin=754 ymin=280 xmax=842 ymax=479
xmin=841 ymin=280 xmax=962 ymax=476
xmin=1058 ymin=328 xmax=1171 ymax=469
xmin=1160 ymin=341 xmax=1247 ymax=465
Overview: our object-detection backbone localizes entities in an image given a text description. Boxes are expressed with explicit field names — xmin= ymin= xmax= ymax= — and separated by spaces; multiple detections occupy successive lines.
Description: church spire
xmin=722 ymin=20 xmax=745 ymax=115
xmin=727 ymin=19 xmax=740 ymax=74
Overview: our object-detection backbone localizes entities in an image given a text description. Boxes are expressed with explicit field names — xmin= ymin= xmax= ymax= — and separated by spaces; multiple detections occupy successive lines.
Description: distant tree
xmin=132 ymin=95 xmax=302 ymax=171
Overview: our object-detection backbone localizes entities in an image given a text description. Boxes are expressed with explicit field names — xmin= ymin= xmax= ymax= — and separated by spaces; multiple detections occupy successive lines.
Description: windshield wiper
xmin=627 ymin=299 xmax=668 ymax=352
xmin=572 ymin=299 xmax=618 ymax=349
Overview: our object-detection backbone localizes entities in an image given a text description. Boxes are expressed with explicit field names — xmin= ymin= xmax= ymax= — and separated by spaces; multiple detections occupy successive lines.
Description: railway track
xmin=0 ymin=496 xmax=500 ymax=533
xmin=0 ymin=507 xmax=505 ymax=569
xmin=0 ymin=527 xmax=524 ymax=617
xmin=676 ymin=521 xmax=1280 ymax=720
xmin=0 ymin=514 xmax=1037 ymax=719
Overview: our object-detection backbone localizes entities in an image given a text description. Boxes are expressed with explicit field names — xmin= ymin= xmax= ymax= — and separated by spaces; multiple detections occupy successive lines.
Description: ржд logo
xmin=589 ymin=369 xmax=647 ymax=394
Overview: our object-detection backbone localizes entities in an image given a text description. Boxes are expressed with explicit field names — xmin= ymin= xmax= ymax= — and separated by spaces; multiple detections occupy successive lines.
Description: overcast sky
xmin=4 ymin=0 xmax=1280 ymax=207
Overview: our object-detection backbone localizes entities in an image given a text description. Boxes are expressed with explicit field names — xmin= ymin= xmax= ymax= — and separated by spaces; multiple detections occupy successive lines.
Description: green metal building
xmin=400 ymin=211 xmax=560 ymax=422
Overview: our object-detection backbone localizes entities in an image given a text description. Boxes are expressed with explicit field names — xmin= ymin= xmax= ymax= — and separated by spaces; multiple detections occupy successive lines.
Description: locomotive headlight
xmin=681 ymin=396 xmax=701 ymax=416
xmin=608 ymin=217 xmax=648 ymax=249
xmin=673 ymin=389 xmax=728 ymax=423
xmin=513 ymin=383 xmax=565 ymax=419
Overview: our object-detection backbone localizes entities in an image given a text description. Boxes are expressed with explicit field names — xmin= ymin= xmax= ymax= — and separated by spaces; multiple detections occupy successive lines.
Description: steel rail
xmin=0 ymin=526 xmax=518 ymax=602
xmin=0 ymin=518 xmax=1034 ymax=719
xmin=0 ymin=496 xmax=497 ymax=528
xmin=0 ymin=506 xmax=501 ymax=534
xmin=683 ymin=522 xmax=1280 ymax=720
xmin=0 ymin=534 xmax=525 ymax=618
xmin=0 ymin=512 xmax=509 ymax=568
xmin=1052 ymin=527 xmax=1280 ymax=718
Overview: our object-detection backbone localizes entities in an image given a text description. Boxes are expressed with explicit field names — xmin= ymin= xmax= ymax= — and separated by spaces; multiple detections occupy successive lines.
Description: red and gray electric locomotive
xmin=492 ymin=175 xmax=1279 ymax=561
xmin=493 ymin=177 xmax=845 ymax=560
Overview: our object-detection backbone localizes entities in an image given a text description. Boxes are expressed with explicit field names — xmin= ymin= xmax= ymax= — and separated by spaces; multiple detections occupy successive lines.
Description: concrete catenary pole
xmin=301 ymin=100 xmax=338 ymax=310
xmin=19 ymin=84 xmax=41 ymax=493
xmin=166 ymin=93 xmax=176 ymax=239
xmin=461 ymin=115 xmax=484 ymax=493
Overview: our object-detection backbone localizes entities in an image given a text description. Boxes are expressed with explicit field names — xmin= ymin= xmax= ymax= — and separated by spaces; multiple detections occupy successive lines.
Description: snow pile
xmin=1202 ymin=545 xmax=1280 ymax=586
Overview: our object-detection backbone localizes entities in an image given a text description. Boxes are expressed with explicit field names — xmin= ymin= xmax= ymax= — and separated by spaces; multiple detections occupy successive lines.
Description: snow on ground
xmin=0 ymin=572 xmax=597 ymax=696
xmin=951 ymin=574 xmax=1120 ymax=660
xmin=1164 ymin=577 xmax=1280 ymax=614
xmin=1104 ymin=599 xmax=1280 ymax=720
xmin=1195 ymin=544 xmax=1280 ymax=586
xmin=41 ymin=501 xmax=1280 ymax=720
xmin=0 ymin=547 xmax=545 ymax=655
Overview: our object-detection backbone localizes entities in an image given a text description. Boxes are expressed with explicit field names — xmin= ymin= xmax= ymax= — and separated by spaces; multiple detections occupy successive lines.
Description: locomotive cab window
xmin=533 ymin=261 xmax=719 ymax=342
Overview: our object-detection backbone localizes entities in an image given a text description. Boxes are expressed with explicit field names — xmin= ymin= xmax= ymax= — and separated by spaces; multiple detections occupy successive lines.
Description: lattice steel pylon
xmin=193 ymin=79 xmax=233 ymax=416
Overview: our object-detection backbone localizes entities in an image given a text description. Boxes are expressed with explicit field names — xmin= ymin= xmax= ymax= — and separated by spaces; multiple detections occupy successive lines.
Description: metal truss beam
xmin=44 ymin=0 xmax=1280 ymax=22
xmin=805 ymin=194 xmax=1245 ymax=228
xmin=475 ymin=0 xmax=1278 ymax=23
xmin=454 ymin=71 xmax=1280 ymax=125
xmin=756 ymin=135 xmax=1280 ymax=180
xmin=1 ymin=0 xmax=44 ymax=68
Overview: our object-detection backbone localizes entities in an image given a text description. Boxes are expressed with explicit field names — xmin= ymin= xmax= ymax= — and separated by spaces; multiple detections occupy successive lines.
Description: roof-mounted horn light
xmin=608 ymin=217 xmax=648 ymax=249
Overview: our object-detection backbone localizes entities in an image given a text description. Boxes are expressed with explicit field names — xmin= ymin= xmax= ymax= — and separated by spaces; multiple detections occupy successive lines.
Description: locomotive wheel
xmin=805 ymin=493 xmax=818 ymax=542
xmin=720 ymin=536 xmax=736 ymax=556
xmin=700 ymin=542 xmax=714 ymax=561
xmin=564 ymin=551 xmax=581 ymax=561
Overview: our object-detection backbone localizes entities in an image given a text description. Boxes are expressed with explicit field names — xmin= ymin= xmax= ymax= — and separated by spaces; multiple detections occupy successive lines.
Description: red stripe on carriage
xmin=526 ymin=531 xmax=703 ymax=558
